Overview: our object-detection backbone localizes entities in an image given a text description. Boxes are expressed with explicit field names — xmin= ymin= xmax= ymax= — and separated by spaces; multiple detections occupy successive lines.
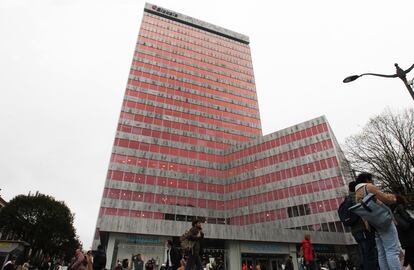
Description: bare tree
xmin=344 ymin=108 xmax=414 ymax=194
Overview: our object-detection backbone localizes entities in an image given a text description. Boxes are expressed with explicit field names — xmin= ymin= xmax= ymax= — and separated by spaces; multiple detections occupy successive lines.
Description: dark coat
xmin=93 ymin=250 xmax=107 ymax=270
xmin=167 ymin=247 xmax=181 ymax=268
xmin=394 ymin=204 xmax=414 ymax=248
xmin=187 ymin=227 xmax=204 ymax=255
xmin=284 ymin=259 xmax=294 ymax=270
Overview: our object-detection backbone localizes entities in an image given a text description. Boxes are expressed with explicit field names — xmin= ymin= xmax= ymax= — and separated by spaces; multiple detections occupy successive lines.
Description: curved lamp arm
xmin=343 ymin=72 xmax=398 ymax=83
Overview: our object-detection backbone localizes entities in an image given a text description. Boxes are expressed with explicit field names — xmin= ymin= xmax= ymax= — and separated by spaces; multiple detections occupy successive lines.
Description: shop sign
xmin=151 ymin=5 xmax=178 ymax=18
xmin=125 ymin=236 xmax=162 ymax=245
xmin=296 ymin=244 xmax=335 ymax=253
xmin=240 ymin=242 xmax=289 ymax=254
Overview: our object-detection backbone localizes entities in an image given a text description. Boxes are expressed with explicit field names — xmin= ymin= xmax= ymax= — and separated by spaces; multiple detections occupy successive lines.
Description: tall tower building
xmin=94 ymin=3 xmax=355 ymax=269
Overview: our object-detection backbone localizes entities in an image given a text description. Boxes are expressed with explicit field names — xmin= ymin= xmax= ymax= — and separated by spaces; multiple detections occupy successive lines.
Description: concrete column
xmin=226 ymin=240 xmax=241 ymax=270
xmin=106 ymin=234 xmax=116 ymax=270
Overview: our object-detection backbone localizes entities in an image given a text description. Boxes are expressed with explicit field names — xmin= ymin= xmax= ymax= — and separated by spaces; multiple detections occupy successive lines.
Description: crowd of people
xmin=67 ymin=245 xmax=107 ymax=270
xmin=3 ymin=172 xmax=412 ymax=270
xmin=111 ymin=220 xmax=220 ymax=270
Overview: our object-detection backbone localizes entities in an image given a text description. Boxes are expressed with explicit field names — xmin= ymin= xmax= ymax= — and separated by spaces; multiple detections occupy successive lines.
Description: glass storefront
xmin=241 ymin=254 xmax=288 ymax=270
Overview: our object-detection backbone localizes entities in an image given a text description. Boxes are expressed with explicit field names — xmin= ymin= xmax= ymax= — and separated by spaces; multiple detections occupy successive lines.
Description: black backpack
xmin=338 ymin=195 xmax=360 ymax=227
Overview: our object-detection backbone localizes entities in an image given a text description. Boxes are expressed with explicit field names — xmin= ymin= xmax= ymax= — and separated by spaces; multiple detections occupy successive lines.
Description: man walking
xmin=284 ymin=256 xmax=294 ymax=270
xmin=165 ymin=240 xmax=181 ymax=270
xmin=184 ymin=220 xmax=204 ymax=270
xmin=347 ymin=181 xmax=378 ymax=269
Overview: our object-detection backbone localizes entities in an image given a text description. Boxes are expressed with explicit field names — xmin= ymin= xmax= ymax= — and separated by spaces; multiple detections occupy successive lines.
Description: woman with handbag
xmin=354 ymin=173 xmax=399 ymax=270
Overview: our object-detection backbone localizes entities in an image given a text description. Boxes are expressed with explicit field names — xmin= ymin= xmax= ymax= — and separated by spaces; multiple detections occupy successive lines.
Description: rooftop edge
xmin=145 ymin=3 xmax=250 ymax=44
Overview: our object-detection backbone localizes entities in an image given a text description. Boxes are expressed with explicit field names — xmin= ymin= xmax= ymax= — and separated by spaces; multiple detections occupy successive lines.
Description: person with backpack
xmin=392 ymin=195 xmax=414 ymax=268
xmin=93 ymin=245 xmax=107 ymax=270
xmin=182 ymin=219 xmax=204 ymax=270
xmin=338 ymin=181 xmax=378 ymax=269
xmin=353 ymin=173 xmax=399 ymax=270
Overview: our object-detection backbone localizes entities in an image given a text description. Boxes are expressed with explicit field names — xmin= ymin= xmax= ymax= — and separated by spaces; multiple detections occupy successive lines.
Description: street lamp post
xmin=343 ymin=63 xmax=414 ymax=101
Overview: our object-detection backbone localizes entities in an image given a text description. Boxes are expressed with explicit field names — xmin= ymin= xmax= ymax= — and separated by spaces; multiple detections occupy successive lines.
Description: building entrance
xmin=241 ymin=254 xmax=287 ymax=270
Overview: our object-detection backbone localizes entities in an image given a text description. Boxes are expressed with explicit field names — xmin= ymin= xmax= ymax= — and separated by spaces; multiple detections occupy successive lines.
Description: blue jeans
xmin=375 ymin=223 xmax=401 ymax=270
xmin=353 ymin=230 xmax=379 ymax=269
xmin=184 ymin=254 xmax=202 ymax=270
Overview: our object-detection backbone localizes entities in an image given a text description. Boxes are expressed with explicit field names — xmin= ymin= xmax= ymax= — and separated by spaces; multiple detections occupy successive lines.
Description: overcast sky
xmin=1 ymin=0 xmax=413 ymax=249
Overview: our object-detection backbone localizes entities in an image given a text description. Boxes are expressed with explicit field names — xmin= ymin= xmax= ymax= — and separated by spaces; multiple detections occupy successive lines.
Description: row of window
xmin=144 ymin=14 xmax=250 ymax=54
xmin=117 ymin=125 xmax=231 ymax=151
xmin=226 ymin=156 xmax=339 ymax=184
xmin=119 ymin=110 xmax=254 ymax=142
xmin=129 ymin=71 xmax=257 ymax=115
xmin=134 ymin=53 xmax=255 ymax=93
xmin=127 ymin=76 xmax=260 ymax=120
xmin=125 ymin=84 xmax=260 ymax=128
xmin=138 ymin=33 xmax=253 ymax=77
xmin=140 ymin=26 xmax=252 ymax=67
xmin=132 ymin=46 xmax=256 ymax=100
xmin=143 ymin=15 xmax=251 ymax=56
xmin=111 ymin=154 xmax=222 ymax=176
xmin=121 ymin=99 xmax=260 ymax=137
xmin=119 ymin=115 xmax=250 ymax=147
xmin=115 ymin=133 xmax=224 ymax=157
xmin=99 ymin=196 xmax=342 ymax=226
xmin=114 ymin=129 xmax=331 ymax=167
xmin=106 ymin=172 xmax=343 ymax=212
xmin=114 ymin=138 xmax=223 ymax=163
xmin=226 ymin=139 xmax=333 ymax=173
xmin=135 ymin=44 xmax=254 ymax=85
xmin=113 ymin=127 xmax=339 ymax=184
xmin=112 ymin=136 xmax=335 ymax=174
xmin=136 ymin=40 xmax=253 ymax=79
xmin=107 ymin=167 xmax=342 ymax=198
xmin=112 ymin=133 xmax=338 ymax=177
xmin=288 ymin=204 xmax=311 ymax=218
xmin=289 ymin=221 xmax=347 ymax=233
xmin=225 ymin=123 xmax=329 ymax=160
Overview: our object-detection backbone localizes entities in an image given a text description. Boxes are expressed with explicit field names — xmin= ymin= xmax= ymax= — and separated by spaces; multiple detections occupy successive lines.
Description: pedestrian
xmin=4 ymin=256 xmax=16 ymax=270
xmin=164 ymin=240 xmax=181 ymax=270
xmin=69 ymin=249 xmax=87 ymax=270
xmin=328 ymin=257 xmax=336 ymax=270
xmin=284 ymin=256 xmax=294 ymax=270
xmin=132 ymin=254 xmax=144 ymax=270
xmin=301 ymin=234 xmax=315 ymax=270
xmin=337 ymin=257 xmax=346 ymax=270
xmin=344 ymin=181 xmax=378 ymax=270
xmin=177 ymin=256 xmax=187 ymax=270
xmin=144 ymin=259 xmax=155 ymax=270
xmin=392 ymin=195 xmax=414 ymax=269
xmin=181 ymin=219 xmax=204 ymax=270
xmin=122 ymin=259 xmax=129 ymax=270
xmin=22 ymin=262 xmax=30 ymax=270
xmin=93 ymin=245 xmax=107 ymax=270
xmin=354 ymin=173 xmax=400 ymax=270
xmin=114 ymin=261 xmax=122 ymax=270
xmin=85 ymin=251 xmax=93 ymax=270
